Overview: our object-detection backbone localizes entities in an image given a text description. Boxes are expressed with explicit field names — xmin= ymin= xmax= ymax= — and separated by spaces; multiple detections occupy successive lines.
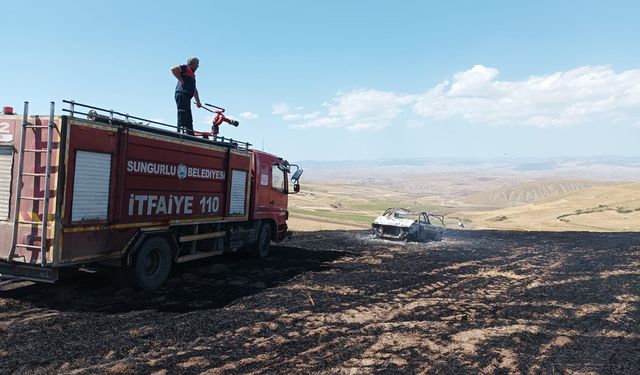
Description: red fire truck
xmin=0 ymin=101 xmax=303 ymax=289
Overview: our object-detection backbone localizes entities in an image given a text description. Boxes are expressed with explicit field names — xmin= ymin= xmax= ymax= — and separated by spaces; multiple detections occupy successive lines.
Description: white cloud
xmin=283 ymin=112 xmax=319 ymax=121
xmin=282 ymin=114 xmax=301 ymax=121
xmin=290 ymin=89 xmax=416 ymax=130
xmin=405 ymin=120 xmax=426 ymax=129
xmin=239 ymin=111 xmax=258 ymax=119
xmin=294 ymin=116 xmax=341 ymax=129
xmin=272 ymin=102 xmax=319 ymax=121
xmin=274 ymin=65 xmax=640 ymax=131
xmin=272 ymin=103 xmax=290 ymax=115
xmin=414 ymin=65 xmax=640 ymax=127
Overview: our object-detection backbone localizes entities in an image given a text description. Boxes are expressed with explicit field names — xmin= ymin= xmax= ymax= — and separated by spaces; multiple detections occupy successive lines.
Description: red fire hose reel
xmin=196 ymin=103 xmax=240 ymax=137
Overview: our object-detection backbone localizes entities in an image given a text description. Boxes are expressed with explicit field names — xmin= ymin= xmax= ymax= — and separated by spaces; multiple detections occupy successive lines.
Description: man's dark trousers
xmin=175 ymin=92 xmax=193 ymax=135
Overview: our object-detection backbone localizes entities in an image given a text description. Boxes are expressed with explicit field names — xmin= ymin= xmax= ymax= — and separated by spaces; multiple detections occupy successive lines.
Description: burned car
xmin=372 ymin=208 xmax=446 ymax=242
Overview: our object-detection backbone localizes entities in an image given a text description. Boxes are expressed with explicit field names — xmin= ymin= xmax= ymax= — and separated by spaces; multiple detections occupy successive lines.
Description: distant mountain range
xmin=296 ymin=156 xmax=640 ymax=182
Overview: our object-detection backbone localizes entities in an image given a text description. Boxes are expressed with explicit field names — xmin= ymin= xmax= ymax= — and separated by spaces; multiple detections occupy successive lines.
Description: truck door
xmin=269 ymin=163 xmax=288 ymax=221
xmin=252 ymin=152 xmax=288 ymax=226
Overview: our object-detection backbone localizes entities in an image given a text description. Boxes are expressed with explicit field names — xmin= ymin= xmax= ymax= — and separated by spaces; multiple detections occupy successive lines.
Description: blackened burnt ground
xmin=1 ymin=230 xmax=639 ymax=374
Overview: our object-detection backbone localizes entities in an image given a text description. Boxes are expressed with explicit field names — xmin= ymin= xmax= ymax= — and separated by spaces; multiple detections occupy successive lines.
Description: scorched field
xmin=1 ymin=230 xmax=639 ymax=374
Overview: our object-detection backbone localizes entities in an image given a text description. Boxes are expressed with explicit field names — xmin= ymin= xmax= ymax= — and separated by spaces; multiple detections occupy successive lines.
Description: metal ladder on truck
xmin=8 ymin=102 xmax=56 ymax=266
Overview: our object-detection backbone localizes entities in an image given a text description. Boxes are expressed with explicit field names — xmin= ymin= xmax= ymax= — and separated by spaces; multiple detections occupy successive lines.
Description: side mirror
xmin=291 ymin=168 xmax=303 ymax=182
xmin=287 ymin=164 xmax=303 ymax=194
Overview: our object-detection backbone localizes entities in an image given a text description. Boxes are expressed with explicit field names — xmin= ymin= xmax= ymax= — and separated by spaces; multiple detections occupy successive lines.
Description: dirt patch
xmin=1 ymin=230 xmax=639 ymax=374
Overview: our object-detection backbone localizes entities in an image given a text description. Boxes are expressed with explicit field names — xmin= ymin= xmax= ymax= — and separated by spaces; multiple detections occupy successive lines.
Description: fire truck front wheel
xmin=254 ymin=223 xmax=272 ymax=259
xmin=131 ymin=237 xmax=172 ymax=290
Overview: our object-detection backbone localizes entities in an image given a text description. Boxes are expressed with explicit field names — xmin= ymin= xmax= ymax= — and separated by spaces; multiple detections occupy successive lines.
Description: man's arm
xmin=194 ymin=88 xmax=202 ymax=107
xmin=171 ymin=65 xmax=184 ymax=86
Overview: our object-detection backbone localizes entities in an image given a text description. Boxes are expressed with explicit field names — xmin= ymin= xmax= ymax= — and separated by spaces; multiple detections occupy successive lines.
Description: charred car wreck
xmin=372 ymin=208 xmax=446 ymax=242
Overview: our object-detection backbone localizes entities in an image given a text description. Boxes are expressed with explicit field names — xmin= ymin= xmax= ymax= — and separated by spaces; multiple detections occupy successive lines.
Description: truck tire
xmin=254 ymin=223 xmax=271 ymax=259
xmin=130 ymin=237 xmax=172 ymax=290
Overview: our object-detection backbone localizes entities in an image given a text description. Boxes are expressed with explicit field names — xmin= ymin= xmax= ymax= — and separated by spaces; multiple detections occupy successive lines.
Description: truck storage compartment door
xmin=0 ymin=146 xmax=13 ymax=220
xmin=71 ymin=150 xmax=111 ymax=222
xmin=229 ymin=169 xmax=248 ymax=216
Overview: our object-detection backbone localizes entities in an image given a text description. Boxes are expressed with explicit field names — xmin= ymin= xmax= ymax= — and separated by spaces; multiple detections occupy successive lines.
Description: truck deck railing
xmin=62 ymin=100 xmax=251 ymax=150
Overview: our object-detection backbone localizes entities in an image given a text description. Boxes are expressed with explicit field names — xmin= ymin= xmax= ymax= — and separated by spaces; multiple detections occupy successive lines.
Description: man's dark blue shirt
xmin=175 ymin=65 xmax=196 ymax=98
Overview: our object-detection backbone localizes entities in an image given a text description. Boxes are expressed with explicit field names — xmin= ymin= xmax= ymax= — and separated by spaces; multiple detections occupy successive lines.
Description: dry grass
xmin=462 ymin=183 xmax=640 ymax=231
xmin=290 ymin=180 xmax=640 ymax=232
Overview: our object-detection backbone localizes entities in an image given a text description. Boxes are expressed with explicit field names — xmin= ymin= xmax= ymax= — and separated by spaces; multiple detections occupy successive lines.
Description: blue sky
xmin=2 ymin=1 xmax=639 ymax=162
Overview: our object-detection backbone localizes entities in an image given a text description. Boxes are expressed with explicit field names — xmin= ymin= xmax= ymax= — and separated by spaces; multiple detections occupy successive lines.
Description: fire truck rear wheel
xmin=131 ymin=237 xmax=172 ymax=290
xmin=254 ymin=223 xmax=271 ymax=259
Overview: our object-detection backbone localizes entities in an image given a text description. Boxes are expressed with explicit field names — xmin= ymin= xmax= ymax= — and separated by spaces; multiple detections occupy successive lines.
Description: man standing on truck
xmin=171 ymin=57 xmax=202 ymax=135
